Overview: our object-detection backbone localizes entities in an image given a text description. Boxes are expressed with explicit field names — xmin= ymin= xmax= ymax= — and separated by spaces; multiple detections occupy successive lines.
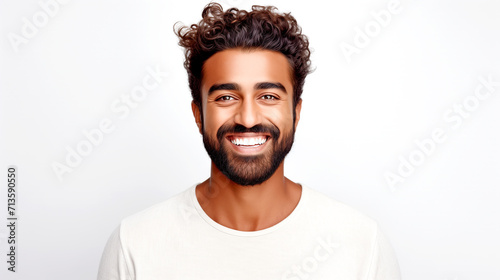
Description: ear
xmin=191 ymin=101 xmax=203 ymax=134
xmin=294 ymin=98 xmax=302 ymax=130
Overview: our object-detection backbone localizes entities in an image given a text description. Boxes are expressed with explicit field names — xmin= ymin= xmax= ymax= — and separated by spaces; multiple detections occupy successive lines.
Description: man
xmin=97 ymin=3 xmax=401 ymax=279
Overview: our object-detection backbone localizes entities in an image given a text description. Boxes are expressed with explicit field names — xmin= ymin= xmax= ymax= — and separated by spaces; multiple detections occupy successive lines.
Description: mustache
xmin=217 ymin=123 xmax=280 ymax=142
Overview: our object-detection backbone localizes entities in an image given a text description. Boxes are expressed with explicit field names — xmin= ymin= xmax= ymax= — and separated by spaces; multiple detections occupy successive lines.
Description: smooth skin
xmin=192 ymin=48 xmax=303 ymax=231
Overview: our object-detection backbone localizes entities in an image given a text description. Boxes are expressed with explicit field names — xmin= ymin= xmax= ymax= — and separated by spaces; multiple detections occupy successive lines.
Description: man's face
xmin=193 ymin=48 xmax=301 ymax=186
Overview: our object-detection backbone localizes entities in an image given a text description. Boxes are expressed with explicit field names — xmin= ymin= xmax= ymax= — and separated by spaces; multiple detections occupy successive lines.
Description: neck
xmin=195 ymin=161 xmax=302 ymax=231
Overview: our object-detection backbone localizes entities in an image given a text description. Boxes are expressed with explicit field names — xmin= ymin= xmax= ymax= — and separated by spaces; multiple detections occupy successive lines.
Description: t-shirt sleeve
xmin=97 ymin=225 xmax=133 ymax=280
xmin=366 ymin=225 xmax=402 ymax=280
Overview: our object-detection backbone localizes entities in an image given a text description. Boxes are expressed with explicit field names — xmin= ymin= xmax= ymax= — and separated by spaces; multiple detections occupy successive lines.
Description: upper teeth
xmin=231 ymin=137 xmax=267 ymax=146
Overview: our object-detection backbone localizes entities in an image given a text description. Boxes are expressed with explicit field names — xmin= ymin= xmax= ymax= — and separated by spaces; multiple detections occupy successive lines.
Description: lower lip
xmin=227 ymin=138 xmax=270 ymax=155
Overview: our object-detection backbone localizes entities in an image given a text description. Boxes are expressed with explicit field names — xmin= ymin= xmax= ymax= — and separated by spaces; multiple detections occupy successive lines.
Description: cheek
xmin=266 ymin=105 xmax=294 ymax=127
xmin=204 ymin=107 xmax=231 ymax=134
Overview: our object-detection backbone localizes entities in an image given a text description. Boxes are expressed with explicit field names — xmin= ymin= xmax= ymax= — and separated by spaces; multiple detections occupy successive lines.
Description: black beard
xmin=202 ymin=123 xmax=295 ymax=186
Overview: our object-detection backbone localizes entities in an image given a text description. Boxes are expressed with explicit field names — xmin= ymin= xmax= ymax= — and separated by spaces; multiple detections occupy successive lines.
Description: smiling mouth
xmin=226 ymin=134 xmax=270 ymax=147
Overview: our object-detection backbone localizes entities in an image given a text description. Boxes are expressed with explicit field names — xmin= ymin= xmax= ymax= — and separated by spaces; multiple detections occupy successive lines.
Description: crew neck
xmin=190 ymin=184 xmax=307 ymax=237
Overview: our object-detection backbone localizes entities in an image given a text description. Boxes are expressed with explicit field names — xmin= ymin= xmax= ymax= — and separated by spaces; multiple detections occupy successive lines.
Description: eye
xmin=260 ymin=94 xmax=278 ymax=100
xmin=216 ymin=95 xmax=235 ymax=101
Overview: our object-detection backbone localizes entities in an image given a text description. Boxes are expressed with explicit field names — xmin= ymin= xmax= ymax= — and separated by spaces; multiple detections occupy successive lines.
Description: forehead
xmin=201 ymin=48 xmax=293 ymax=94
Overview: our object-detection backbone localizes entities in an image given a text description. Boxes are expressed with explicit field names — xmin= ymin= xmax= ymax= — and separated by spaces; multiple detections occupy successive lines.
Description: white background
xmin=1 ymin=0 xmax=499 ymax=279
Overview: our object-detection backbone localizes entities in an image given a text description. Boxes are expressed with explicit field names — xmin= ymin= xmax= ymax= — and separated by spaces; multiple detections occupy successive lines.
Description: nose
xmin=234 ymin=98 xmax=262 ymax=128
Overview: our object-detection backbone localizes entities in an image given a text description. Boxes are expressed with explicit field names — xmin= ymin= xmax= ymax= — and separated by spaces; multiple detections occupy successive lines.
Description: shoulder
xmin=301 ymin=185 xmax=379 ymax=236
xmin=98 ymin=188 xmax=194 ymax=279
xmin=118 ymin=186 xmax=194 ymax=238
xmin=303 ymin=185 xmax=377 ymax=222
xmin=300 ymin=186 xmax=401 ymax=278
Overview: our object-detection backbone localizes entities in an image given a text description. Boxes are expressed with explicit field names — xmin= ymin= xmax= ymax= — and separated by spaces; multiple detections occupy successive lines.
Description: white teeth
xmin=231 ymin=137 xmax=267 ymax=146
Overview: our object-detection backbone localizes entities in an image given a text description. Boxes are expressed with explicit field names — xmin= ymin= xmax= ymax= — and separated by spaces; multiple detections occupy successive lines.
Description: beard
xmin=202 ymin=122 xmax=295 ymax=186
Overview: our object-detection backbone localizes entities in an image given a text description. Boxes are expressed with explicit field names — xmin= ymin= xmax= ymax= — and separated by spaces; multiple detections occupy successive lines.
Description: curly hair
xmin=174 ymin=2 xmax=312 ymax=113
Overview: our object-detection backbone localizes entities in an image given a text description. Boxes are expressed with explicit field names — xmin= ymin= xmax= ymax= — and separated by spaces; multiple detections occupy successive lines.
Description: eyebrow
xmin=208 ymin=83 xmax=240 ymax=95
xmin=255 ymin=82 xmax=287 ymax=93
xmin=208 ymin=82 xmax=287 ymax=95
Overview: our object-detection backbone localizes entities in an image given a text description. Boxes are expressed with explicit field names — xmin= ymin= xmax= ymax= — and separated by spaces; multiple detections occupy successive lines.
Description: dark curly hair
xmin=174 ymin=2 xmax=312 ymax=114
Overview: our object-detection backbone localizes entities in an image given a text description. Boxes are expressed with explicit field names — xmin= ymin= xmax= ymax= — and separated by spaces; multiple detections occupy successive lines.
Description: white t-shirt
xmin=97 ymin=185 xmax=401 ymax=280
